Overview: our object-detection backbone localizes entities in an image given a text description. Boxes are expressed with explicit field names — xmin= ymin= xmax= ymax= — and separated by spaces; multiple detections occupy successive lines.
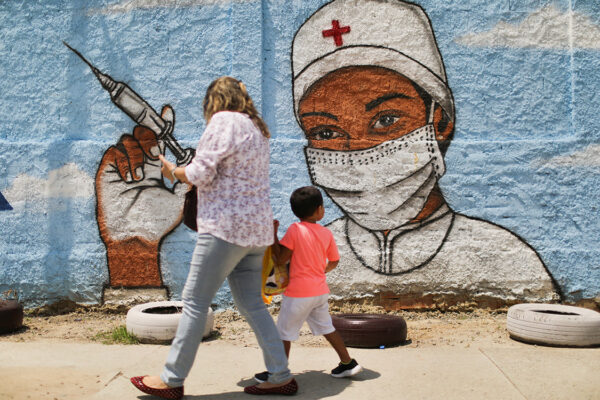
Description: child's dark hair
xmin=290 ymin=186 xmax=323 ymax=219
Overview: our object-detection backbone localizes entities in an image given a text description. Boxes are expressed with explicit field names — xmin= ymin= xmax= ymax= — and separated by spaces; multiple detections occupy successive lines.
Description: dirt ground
xmin=1 ymin=303 xmax=516 ymax=348
xmin=3 ymin=303 xmax=600 ymax=400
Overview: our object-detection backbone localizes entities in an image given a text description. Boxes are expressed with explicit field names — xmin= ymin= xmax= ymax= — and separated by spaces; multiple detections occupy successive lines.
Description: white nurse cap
xmin=292 ymin=0 xmax=455 ymax=122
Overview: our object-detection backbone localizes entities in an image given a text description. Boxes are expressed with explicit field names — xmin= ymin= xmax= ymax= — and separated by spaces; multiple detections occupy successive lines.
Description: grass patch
xmin=94 ymin=325 xmax=139 ymax=345
xmin=204 ymin=330 xmax=222 ymax=341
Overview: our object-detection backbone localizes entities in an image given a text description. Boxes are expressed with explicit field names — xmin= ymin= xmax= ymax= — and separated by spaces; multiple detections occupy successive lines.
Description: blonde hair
xmin=203 ymin=76 xmax=270 ymax=138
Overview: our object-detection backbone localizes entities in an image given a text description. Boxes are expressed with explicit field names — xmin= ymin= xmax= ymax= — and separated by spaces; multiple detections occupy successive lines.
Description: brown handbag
xmin=183 ymin=185 xmax=198 ymax=231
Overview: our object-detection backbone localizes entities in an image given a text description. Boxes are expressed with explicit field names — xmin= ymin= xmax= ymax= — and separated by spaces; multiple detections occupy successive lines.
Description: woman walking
xmin=130 ymin=77 xmax=297 ymax=399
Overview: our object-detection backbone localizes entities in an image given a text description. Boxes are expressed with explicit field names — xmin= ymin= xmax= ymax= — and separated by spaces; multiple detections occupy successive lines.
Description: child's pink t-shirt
xmin=279 ymin=221 xmax=340 ymax=298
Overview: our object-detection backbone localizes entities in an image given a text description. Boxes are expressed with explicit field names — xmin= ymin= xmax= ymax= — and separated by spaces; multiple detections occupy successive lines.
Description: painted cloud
xmin=90 ymin=0 xmax=251 ymax=15
xmin=456 ymin=5 xmax=600 ymax=49
xmin=3 ymin=163 xmax=94 ymax=206
xmin=536 ymin=144 xmax=600 ymax=168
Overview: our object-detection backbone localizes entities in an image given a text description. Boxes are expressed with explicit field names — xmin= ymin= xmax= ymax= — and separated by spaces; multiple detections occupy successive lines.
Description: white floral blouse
xmin=184 ymin=111 xmax=273 ymax=247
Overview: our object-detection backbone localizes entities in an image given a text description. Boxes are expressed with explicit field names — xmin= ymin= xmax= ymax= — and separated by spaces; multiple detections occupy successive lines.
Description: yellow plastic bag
xmin=261 ymin=247 xmax=289 ymax=304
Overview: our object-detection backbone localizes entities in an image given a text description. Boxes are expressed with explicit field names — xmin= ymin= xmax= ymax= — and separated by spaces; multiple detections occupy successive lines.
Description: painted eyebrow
xmin=299 ymin=111 xmax=338 ymax=121
xmin=365 ymin=93 xmax=411 ymax=111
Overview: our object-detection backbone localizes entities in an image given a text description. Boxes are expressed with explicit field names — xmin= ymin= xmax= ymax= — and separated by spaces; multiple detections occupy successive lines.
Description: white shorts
xmin=276 ymin=293 xmax=335 ymax=341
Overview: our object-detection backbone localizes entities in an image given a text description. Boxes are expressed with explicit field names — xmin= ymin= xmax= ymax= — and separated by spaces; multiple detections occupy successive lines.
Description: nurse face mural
xmin=293 ymin=0 xmax=561 ymax=305
xmin=298 ymin=65 xmax=454 ymax=226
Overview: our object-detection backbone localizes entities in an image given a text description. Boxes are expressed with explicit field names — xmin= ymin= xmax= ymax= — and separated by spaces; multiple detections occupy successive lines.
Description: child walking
xmin=255 ymin=186 xmax=362 ymax=383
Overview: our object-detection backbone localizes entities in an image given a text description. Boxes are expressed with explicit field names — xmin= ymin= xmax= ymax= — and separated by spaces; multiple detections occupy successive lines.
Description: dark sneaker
xmin=331 ymin=359 xmax=363 ymax=378
xmin=254 ymin=371 xmax=271 ymax=383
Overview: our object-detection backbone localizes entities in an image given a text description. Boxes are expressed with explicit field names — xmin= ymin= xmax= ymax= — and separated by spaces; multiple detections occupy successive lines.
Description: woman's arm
xmin=184 ymin=113 xmax=243 ymax=187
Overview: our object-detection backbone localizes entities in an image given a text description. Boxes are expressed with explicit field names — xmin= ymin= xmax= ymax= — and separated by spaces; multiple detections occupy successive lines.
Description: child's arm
xmin=324 ymin=229 xmax=340 ymax=273
xmin=325 ymin=260 xmax=339 ymax=273
xmin=271 ymin=220 xmax=293 ymax=266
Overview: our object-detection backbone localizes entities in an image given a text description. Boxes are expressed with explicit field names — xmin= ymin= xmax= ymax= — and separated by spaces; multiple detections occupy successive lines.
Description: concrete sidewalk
xmin=1 ymin=340 xmax=598 ymax=400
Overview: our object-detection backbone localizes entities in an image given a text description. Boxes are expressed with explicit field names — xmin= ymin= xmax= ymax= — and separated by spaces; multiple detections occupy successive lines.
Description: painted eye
xmin=308 ymin=127 xmax=344 ymax=141
xmin=373 ymin=115 xmax=400 ymax=129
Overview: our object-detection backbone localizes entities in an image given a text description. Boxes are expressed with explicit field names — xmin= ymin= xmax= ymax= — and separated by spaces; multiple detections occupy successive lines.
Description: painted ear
xmin=432 ymin=104 xmax=454 ymax=148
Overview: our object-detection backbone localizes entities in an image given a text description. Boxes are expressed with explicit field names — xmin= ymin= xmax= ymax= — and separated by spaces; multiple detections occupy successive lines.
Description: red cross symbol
xmin=322 ymin=20 xmax=351 ymax=47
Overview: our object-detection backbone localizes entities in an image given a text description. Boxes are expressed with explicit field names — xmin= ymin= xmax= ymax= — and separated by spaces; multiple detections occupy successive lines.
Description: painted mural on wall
xmin=1 ymin=0 xmax=599 ymax=309
xmin=292 ymin=0 xmax=561 ymax=306
xmin=0 ymin=192 xmax=12 ymax=211
xmin=66 ymin=44 xmax=192 ymax=289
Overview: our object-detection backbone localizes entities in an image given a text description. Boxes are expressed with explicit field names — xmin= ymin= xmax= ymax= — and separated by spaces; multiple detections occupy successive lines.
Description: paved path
xmin=1 ymin=340 xmax=599 ymax=399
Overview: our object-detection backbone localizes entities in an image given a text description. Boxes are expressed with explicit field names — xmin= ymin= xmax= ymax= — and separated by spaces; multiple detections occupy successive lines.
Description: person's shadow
xmin=138 ymin=368 xmax=380 ymax=399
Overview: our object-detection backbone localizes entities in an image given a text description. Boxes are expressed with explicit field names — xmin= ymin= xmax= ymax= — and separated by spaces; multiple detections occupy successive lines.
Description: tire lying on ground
xmin=331 ymin=313 xmax=407 ymax=348
xmin=507 ymin=303 xmax=600 ymax=347
xmin=0 ymin=300 xmax=24 ymax=334
xmin=126 ymin=301 xmax=214 ymax=344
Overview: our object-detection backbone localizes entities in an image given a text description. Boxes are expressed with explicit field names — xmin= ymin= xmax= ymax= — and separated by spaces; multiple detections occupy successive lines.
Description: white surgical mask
xmin=305 ymin=124 xmax=445 ymax=231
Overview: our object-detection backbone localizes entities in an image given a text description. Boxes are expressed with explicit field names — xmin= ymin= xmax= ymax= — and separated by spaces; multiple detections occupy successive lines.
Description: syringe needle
xmin=63 ymin=41 xmax=97 ymax=72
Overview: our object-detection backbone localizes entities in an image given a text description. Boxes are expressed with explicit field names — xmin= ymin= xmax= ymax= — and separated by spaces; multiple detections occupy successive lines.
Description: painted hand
xmin=96 ymin=105 xmax=187 ymax=287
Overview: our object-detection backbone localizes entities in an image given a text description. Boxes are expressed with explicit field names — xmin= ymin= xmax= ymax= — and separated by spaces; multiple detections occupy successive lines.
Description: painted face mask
xmin=304 ymin=124 xmax=445 ymax=231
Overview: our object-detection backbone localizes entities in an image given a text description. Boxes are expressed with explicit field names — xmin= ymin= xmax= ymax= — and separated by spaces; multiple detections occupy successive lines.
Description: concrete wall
xmin=1 ymin=0 xmax=599 ymax=309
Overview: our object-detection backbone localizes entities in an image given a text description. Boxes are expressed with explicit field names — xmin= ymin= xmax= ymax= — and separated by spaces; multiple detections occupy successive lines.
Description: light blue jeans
xmin=161 ymin=233 xmax=291 ymax=387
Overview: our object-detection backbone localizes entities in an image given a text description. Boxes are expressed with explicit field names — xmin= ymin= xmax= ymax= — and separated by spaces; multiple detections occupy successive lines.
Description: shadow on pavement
xmin=137 ymin=368 xmax=380 ymax=399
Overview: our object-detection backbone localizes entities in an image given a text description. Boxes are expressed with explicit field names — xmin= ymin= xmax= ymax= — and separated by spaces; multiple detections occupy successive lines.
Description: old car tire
xmin=0 ymin=300 xmax=24 ymax=334
xmin=126 ymin=301 xmax=214 ymax=343
xmin=507 ymin=303 xmax=600 ymax=347
xmin=331 ymin=313 xmax=407 ymax=348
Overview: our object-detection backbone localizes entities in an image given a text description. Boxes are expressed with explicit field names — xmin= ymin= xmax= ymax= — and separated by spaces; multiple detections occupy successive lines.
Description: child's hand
xmin=272 ymin=219 xmax=280 ymax=244
xmin=325 ymin=260 xmax=339 ymax=273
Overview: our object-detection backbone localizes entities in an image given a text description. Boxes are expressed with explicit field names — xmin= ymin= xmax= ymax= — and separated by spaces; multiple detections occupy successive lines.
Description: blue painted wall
xmin=0 ymin=0 xmax=599 ymax=308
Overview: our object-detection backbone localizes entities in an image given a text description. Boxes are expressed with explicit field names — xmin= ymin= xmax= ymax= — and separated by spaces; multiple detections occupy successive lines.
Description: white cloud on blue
xmin=536 ymin=144 xmax=600 ymax=167
xmin=3 ymin=163 xmax=94 ymax=206
xmin=455 ymin=5 xmax=600 ymax=50
xmin=90 ymin=0 xmax=252 ymax=15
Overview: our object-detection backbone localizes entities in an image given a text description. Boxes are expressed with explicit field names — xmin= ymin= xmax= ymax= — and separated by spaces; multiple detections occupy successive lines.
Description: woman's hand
xmin=158 ymin=154 xmax=177 ymax=183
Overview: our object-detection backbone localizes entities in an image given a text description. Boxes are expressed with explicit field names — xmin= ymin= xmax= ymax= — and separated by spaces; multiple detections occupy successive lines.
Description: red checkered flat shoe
xmin=244 ymin=378 xmax=298 ymax=396
xmin=130 ymin=376 xmax=184 ymax=399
